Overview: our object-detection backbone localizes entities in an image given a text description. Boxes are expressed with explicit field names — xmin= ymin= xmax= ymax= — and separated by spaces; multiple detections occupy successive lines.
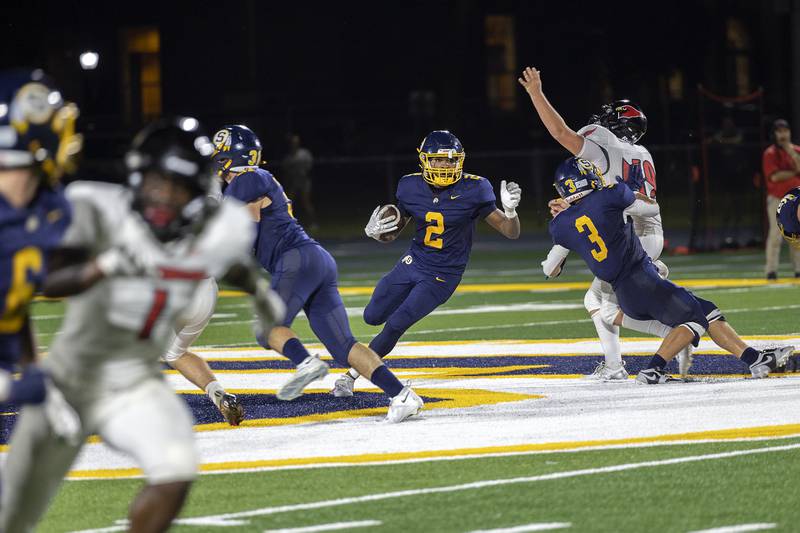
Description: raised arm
xmin=484 ymin=180 xmax=521 ymax=239
xmin=518 ymin=67 xmax=585 ymax=155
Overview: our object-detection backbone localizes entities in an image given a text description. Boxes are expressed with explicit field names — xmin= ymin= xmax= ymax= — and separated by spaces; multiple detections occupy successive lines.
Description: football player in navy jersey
xmin=0 ymin=69 xmax=80 ymax=407
xmin=776 ymin=187 xmax=800 ymax=249
xmin=543 ymin=157 xmax=793 ymax=383
xmin=212 ymin=125 xmax=422 ymax=422
xmin=333 ymin=130 xmax=521 ymax=396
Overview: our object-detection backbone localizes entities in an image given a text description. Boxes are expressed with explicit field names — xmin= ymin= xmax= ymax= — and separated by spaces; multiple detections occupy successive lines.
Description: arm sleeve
xmin=61 ymin=190 xmax=101 ymax=250
xmin=576 ymin=125 xmax=611 ymax=176
xmin=474 ymin=178 xmax=497 ymax=219
xmin=225 ymin=172 xmax=272 ymax=204
xmin=623 ymin=198 xmax=660 ymax=218
xmin=541 ymin=244 xmax=570 ymax=277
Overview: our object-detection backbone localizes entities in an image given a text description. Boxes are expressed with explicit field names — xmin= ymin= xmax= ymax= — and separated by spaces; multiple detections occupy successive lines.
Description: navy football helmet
xmin=418 ymin=130 xmax=465 ymax=188
xmin=590 ymin=99 xmax=647 ymax=144
xmin=125 ymin=116 xmax=216 ymax=241
xmin=554 ymin=157 xmax=603 ymax=204
xmin=0 ymin=69 xmax=82 ymax=184
xmin=210 ymin=124 xmax=262 ymax=175
xmin=776 ymin=187 xmax=800 ymax=250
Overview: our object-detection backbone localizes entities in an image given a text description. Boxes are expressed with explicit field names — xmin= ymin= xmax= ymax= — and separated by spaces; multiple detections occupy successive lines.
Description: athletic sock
xmin=369 ymin=365 xmax=404 ymax=397
xmin=647 ymin=354 xmax=668 ymax=371
xmin=621 ymin=315 xmax=672 ymax=338
xmin=368 ymin=324 xmax=404 ymax=358
xmin=591 ymin=314 xmax=622 ymax=367
xmin=740 ymin=347 xmax=759 ymax=366
xmin=283 ymin=337 xmax=312 ymax=366
xmin=205 ymin=380 xmax=224 ymax=407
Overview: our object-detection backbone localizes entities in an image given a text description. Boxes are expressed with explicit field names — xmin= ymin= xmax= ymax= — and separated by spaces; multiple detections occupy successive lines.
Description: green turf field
xmin=19 ymin=246 xmax=800 ymax=532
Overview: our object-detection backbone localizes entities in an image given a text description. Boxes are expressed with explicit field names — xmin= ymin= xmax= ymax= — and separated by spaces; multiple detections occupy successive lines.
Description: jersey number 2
xmin=0 ymin=247 xmax=43 ymax=333
xmin=575 ymin=215 xmax=608 ymax=262
xmin=424 ymin=212 xmax=444 ymax=249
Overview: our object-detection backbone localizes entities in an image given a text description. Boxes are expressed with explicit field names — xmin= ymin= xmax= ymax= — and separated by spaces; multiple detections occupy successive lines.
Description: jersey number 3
xmin=575 ymin=215 xmax=608 ymax=262
xmin=424 ymin=212 xmax=444 ymax=249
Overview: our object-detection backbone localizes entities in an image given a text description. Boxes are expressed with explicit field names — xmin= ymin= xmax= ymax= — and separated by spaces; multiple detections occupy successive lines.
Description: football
xmin=378 ymin=204 xmax=402 ymax=242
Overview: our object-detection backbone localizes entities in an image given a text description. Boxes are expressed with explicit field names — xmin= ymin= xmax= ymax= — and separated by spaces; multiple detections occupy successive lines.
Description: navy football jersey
xmin=549 ymin=184 xmax=648 ymax=286
xmin=397 ymin=173 xmax=496 ymax=275
xmin=0 ymin=186 xmax=71 ymax=370
xmin=777 ymin=187 xmax=800 ymax=239
xmin=223 ymin=168 xmax=316 ymax=274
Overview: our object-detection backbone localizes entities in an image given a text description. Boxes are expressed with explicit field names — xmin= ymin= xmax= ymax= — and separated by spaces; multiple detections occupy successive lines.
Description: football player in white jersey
xmin=519 ymin=66 xmax=691 ymax=379
xmin=0 ymin=118 xmax=284 ymax=533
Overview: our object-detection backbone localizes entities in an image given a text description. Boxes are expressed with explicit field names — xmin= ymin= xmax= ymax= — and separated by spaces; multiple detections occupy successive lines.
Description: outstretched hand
xmin=518 ymin=66 xmax=542 ymax=95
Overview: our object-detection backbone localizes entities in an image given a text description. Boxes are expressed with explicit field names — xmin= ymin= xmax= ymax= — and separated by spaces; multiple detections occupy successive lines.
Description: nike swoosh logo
xmin=450 ymin=195 xmax=461 ymax=199
xmin=435 ymin=277 xmax=445 ymax=282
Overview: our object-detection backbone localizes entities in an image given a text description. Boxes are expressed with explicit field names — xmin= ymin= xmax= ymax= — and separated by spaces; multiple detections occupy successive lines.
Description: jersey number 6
xmin=0 ymin=247 xmax=43 ymax=333
xmin=424 ymin=212 xmax=444 ymax=249
xmin=575 ymin=215 xmax=608 ymax=262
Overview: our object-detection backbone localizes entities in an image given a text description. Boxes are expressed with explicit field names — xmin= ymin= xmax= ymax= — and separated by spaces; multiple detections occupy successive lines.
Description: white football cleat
xmin=749 ymin=346 xmax=795 ymax=378
xmin=589 ymin=361 xmax=629 ymax=381
xmin=677 ymin=344 xmax=694 ymax=377
xmin=331 ymin=373 xmax=355 ymax=397
xmin=386 ymin=385 xmax=423 ymax=423
xmin=277 ymin=355 xmax=329 ymax=401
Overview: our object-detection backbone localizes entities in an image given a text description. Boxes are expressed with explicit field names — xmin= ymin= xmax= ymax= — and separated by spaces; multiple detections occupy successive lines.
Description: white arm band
xmin=623 ymin=199 xmax=660 ymax=218
xmin=541 ymin=245 xmax=570 ymax=277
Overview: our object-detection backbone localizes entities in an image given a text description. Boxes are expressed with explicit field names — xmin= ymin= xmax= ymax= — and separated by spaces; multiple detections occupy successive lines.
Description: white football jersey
xmin=576 ymin=124 xmax=662 ymax=238
xmin=45 ymin=181 xmax=254 ymax=402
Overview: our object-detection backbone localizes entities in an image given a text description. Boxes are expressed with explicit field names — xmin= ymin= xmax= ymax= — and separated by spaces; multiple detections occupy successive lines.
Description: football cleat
xmin=635 ymin=368 xmax=681 ymax=385
xmin=218 ymin=393 xmax=245 ymax=426
xmin=749 ymin=346 xmax=795 ymax=378
xmin=589 ymin=361 xmax=629 ymax=381
xmin=331 ymin=373 xmax=355 ymax=397
xmin=386 ymin=385 xmax=424 ymax=423
xmin=277 ymin=355 xmax=329 ymax=401
xmin=677 ymin=344 xmax=694 ymax=377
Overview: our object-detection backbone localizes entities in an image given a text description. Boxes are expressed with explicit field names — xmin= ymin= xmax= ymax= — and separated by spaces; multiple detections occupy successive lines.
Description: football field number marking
xmin=424 ymin=211 xmax=444 ymax=249
xmin=574 ymin=215 xmax=607 ymax=262
xmin=0 ymin=247 xmax=43 ymax=333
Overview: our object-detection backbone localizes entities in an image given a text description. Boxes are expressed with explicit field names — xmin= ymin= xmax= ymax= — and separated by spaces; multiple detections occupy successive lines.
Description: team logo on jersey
xmin=402 ymin=255 xmax=413 ymax=264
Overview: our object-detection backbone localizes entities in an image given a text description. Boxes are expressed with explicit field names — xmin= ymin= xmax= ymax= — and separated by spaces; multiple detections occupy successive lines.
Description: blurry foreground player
xmin=211 ymin=125 xmax=421 ymax=422
xmin=333 ymin=130 xmax=521 ymax=396
xmin=542 ymin=158 xmax=794 ymax=384
xmin=518 ymin=66 xmax=686 ymax=379
xmin=0 ymin=118 xmax=284 ymax=533
xmin=0 ymin=69 xmax=79 ymax=407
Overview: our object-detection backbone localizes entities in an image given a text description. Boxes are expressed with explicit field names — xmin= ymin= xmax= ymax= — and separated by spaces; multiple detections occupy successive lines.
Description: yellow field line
xmin=62 ymin=423 xmax=800 ymax=479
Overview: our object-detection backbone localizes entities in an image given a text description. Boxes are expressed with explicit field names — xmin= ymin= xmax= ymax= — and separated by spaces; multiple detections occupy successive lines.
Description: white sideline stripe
xmin=468 ymin=523 xmax=571 ymax=533
xmin=156 ymin=443 xmax=800 ymax=528
xmin=263 ymin=520 xmax=381 ymax=533
xmin=687 ymin=524 xmax=777 ymax=533
xmin=406 ymin=319 xmax=590 ymax=335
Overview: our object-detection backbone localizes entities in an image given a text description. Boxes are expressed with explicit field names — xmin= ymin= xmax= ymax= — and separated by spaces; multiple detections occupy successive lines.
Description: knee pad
xmin=598 ymin=298 xmax=620 ymax=327
xmin=363 ymin=304 xmax=384 ymax=327
xmin=696 ymin=296 xmax=725 ymax=323
xmin=653 ymin=259 xmax=669 ymax=280
xmin=679 ymin=319 xmax=708 ymax=348
xmin=583 ymin=284 xmax=603 ymax=313
xmin=146 ymin=439 xmax=198 ymax=484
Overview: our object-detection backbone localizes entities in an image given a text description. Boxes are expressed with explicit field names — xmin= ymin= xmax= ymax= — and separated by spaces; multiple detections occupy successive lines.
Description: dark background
xmin=3 ymin=0 xmax=798 ymax=246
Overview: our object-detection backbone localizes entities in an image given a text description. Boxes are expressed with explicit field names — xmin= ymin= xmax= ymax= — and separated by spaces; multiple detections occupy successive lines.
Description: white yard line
xmin=687 ymin=524 xmax=777 ymax=533
xmin=72 ymin=442 xmax=800 ymax=531
xmin=468 ymin=524 xmax=572 ymax=533
xmin=262 ymin=520 xmax=381 ymax=533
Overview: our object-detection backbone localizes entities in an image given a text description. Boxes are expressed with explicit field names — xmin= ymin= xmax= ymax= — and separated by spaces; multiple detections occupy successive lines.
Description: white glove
xmin=95 ymin=247 xmax=150 ymax=277
xmin=364 ymin=205 xmax=400 ymax=241
xmin=44 ymin=380 xmax=82 ymax=446
xmin=500 ymin=180 xmax=521 ymax=218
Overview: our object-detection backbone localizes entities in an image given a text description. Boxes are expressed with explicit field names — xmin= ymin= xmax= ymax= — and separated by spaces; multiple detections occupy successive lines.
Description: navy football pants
xmin=258 ymin=243 xmax=356 ymax=365
xmin=613 ymin=260 xmax=720 ymax=342
xmin=363 ymin=258 xmax=461 ymax=356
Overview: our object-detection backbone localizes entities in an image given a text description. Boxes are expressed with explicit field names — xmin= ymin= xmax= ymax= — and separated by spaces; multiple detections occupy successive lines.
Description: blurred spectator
xmin=281 ymin=134 xmax=317 ymax=230
xmin=762 ymin=119 xmax=800 ymax=279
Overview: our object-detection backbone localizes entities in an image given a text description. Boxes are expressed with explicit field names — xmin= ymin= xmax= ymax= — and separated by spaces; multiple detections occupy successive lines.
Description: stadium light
xmin=79 ymin=51 xmax=99 ymax=71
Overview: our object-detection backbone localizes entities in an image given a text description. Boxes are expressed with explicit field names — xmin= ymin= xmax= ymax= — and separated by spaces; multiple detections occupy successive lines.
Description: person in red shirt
xmin=763 ymin=119 xmax=800 ymax=279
